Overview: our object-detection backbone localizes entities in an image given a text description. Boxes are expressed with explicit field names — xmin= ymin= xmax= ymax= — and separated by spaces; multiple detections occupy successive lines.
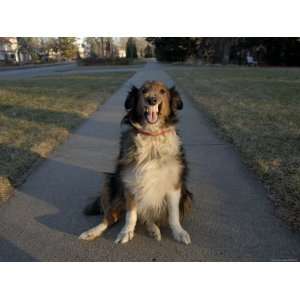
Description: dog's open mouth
xmin=144 ymin=104 xmax=161 ymax=124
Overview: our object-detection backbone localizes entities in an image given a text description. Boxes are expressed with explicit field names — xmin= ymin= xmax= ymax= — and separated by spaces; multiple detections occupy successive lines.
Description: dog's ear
xmin=125 ymin=85 xmax=139 ymax=110
xmin=169 ymin=86 xmax=183 ymax=111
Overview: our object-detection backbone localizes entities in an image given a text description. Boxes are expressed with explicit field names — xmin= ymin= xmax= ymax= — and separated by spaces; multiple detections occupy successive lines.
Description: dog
xmin=79 ymin=81 xmax=192 ymax=244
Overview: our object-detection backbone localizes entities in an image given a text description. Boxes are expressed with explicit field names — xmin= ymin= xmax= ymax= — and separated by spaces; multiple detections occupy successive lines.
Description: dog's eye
xmin=160 ymin=89 xmax=166 ymax=94
xmin=142 ymin=87 xmax=148 ymax=94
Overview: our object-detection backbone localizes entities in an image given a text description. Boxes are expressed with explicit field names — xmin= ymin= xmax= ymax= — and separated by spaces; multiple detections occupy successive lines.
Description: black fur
xmin=125 ymin=85 xmax=139 ymax=110
xmin=178 ymin=144 xmax=193 ymax=219
xmin=169 ymin=86 xmax=183 ymax=111
xmin=84 ymin=196 xmax=103 ymax=215
xmin=163 ymin=86 xmax=183 ymax=126
xmin=84 ymin=82 xmax=192 ymax=220
xmin=84 ymin=172 xmax=123 ymax=216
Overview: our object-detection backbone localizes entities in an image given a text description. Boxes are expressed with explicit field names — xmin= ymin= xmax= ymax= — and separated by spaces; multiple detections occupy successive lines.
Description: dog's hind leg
xmin=79 ymin=219 xmax=108 ymax=240
xmin=79 ymin=203 xmax=124 ymax=241
xmin=145 ymin=221 xmax=161 ymax=241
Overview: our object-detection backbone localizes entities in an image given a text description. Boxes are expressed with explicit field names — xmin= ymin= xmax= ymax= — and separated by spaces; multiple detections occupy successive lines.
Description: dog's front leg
xmin=115 ymin=192 xmax=137 ymax=244
xmin=166 ymin=189 xmax=191 ymax=245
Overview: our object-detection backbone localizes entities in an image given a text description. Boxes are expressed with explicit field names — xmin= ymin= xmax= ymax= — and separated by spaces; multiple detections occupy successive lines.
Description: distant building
xmin=0 ymin=37 xmax=18 ymax=63
xmin=76 ymin=38 xmax=91 ymax=59
xmin=82 ymin=43 xmax=91 ymax=58
xmin=118 ymin=48 xmax=126 ymax=58
xmin=0 ymin=37 xmax=33 ymax=64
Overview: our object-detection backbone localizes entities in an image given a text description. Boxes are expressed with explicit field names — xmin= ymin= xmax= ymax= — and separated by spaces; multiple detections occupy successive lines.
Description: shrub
xmin=78 ymin=57 xmax=130 ymax=66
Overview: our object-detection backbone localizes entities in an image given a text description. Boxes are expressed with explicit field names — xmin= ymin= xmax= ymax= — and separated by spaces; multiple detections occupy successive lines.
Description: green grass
xmin=0 ymin=72 xmax=133 ymax=199
xmin=168 ymin=66 xmax=300 ymax=230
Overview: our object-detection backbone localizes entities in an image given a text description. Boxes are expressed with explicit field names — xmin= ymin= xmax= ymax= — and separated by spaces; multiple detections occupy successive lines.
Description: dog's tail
xmin=84 ymin=196 xmax=103 ymax=215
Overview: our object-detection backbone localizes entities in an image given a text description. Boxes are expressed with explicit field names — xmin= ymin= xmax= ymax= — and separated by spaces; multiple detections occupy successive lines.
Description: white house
xmin=75 ymin=38 xmax=91 ymax=58
xmin=118 ymin=48 xmax=126 ymax=58
xmin=0 ymin=37 xmax=19 ymax=63
xmin=0 ymin=37 xmax=34 ymax=64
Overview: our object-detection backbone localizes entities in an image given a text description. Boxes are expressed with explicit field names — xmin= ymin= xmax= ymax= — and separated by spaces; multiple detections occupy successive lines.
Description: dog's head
xmin=124 ymin=81 xmax=183 ymax=127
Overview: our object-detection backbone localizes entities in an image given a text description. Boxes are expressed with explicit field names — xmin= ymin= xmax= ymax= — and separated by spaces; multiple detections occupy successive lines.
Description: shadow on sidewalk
xmin=0 ymin=238 xmax=38 ymax=262
xmin=29 ymin=159 xmax=106 ymax=236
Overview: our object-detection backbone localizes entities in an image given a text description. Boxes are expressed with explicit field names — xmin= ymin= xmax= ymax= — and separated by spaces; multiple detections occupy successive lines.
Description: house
xmin=75 ymin=38 xmax=91 ymax=59
xmin=0 ymin=37 xmax=18 ymax=63
xmin=117 ymin=48 xmax=126 ymax=58
xmin=0 ymin=37 xmax=33 ymax=64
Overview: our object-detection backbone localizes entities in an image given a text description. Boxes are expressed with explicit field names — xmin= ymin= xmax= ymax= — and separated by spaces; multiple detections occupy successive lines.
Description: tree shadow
xmin=29 ymin=158 xmax=107 ymax=236
xmin=0 ymin=102 xmax=123 ymax=140
xmin=0 ymin=238 xmax=38 ymax=262
xmin=0 ymin=144 xmax=43 ymax=185
xmin=0 ymin=103 xmax=84 ymax=130
xmin=0 ymin=142 xmax=109 ymax=234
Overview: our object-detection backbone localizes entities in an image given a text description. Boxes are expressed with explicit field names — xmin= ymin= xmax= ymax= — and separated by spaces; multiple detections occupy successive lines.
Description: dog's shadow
xmin=29 ymin=159 xmax=109 ymax=237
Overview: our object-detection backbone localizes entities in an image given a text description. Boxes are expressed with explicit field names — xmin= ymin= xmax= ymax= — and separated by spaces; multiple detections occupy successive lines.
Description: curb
xmin=0 ymin=62 xmax=73 ymax=72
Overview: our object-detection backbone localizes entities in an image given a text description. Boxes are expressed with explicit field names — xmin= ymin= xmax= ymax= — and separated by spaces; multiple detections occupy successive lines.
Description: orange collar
xmin=129 ymin=120 xmax=175 ymax=137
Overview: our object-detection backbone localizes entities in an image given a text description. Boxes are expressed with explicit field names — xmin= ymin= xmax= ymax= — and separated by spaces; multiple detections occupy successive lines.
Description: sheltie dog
xmin=79 ymin=81 xmax=192 ymax=244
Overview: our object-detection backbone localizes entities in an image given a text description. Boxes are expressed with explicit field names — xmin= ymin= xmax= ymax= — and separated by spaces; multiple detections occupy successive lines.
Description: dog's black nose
xmin=147 ymin=96 xmax=157 ymax=105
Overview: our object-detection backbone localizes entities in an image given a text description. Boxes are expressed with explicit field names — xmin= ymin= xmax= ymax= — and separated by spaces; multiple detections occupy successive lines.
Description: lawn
xmin=0 ymin=72 xmax=133 ymax=201
xmin=168 ymin=66 xmax=300 ymax=230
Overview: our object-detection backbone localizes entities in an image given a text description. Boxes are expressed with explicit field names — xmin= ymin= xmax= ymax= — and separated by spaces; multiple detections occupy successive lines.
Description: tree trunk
xmin=222 ymin=38 xmax=233 ymax=64
xmin=100 ymin=37 xmax=104 ymax=57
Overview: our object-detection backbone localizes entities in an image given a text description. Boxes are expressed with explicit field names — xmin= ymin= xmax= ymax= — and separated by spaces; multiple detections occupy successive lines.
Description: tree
xmin=16 ymin=37 xmax=43 ymax=63
xmin=126 ymin=37 xmax=138 ymax=59
xmin=144 ymin=44 xmax=153 ymax=58
xmin=146 ymin=37 xmax=199 ymax=62
xmin=135 ymin=38 xmax=148 ymax=57
xmin=196 ymin=38 xmax=236 ymax=64
xmin=105 ymin=37 xmax=114 ymax=57
xmin=146 ymin=37 xmax=300 ymax=66
xmin=115 ymin=37 xmax=128 ymax=49
xmin=56 ymin=37 xmax=77 ymax=59
xmin=84 ymin=37 xmax=98 ymax=57
xmin=234 ymin=37 xmax=300 ymax=66
xmin=84 ymin=37 xmax=116 ymax=58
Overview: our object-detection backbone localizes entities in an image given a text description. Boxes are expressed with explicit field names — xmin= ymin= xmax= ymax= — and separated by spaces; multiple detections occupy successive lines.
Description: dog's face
xmin=125 ymin=81 xmax=183 ymax=127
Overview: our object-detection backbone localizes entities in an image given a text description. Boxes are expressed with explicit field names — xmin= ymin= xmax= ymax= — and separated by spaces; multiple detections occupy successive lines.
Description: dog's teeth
xmin=145 ymin=105 xmax=159 ymax=114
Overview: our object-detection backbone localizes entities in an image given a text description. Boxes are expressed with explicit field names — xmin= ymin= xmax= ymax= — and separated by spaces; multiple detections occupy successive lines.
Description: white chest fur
xmin=122 ymin=131 xmax=182 ymax=221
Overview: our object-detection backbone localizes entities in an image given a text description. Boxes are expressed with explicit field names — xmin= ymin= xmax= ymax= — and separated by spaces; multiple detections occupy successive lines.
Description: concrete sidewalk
xmin=0 ymin=62 xmax=300 ymax=261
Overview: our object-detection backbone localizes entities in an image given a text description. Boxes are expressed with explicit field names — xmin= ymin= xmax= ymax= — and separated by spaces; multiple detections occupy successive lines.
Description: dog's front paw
xmin=114 ymin=230 xmax=135 ymax=244
xmin=172 ymin=228 xmax=191 ymax=245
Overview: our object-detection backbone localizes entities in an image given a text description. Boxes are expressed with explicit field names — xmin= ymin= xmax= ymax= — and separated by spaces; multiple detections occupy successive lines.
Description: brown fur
xmin=81 ymin=81 xmax=192 ymax=241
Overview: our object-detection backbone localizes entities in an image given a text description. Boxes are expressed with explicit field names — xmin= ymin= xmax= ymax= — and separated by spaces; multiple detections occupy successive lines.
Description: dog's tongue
xmin=146 ymin=105 xmax=159 ymax=124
